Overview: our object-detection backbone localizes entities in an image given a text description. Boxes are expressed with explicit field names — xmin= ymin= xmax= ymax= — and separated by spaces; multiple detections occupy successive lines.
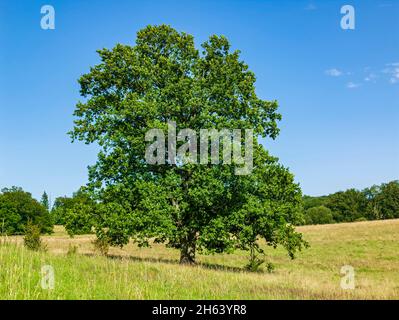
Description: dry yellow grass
xmin=1 ymin=219 xmax=399 ymax=299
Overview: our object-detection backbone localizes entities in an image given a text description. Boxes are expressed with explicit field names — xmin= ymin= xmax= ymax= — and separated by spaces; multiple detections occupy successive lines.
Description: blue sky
xmin=1 ymin=0 xmax=398 ymax=201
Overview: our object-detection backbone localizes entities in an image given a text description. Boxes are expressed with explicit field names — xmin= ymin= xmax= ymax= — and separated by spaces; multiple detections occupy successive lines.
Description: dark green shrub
xmin=92 ymin=237 xmax=109 ymax=256
xmin=305 ymin=206 xmax=334 ymax=225
xmin=265 ymin=262 xmax=275 ymax=273
xmin=245 ymin=256 xmax=264 ymax=272
xmin=23 ymin=221 xmax=46 ymax=251
xmin=245 ymin=245 xmax=265 ymax=272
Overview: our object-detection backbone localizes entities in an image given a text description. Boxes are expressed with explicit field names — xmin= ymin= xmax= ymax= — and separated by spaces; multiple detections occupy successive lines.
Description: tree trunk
xmin=179 ymin=233 xmax=196 ymax=264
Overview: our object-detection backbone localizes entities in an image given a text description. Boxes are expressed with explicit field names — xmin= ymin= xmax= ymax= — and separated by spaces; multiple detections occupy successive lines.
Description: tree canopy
xmin=51 ymin=189 xmax=94 ymax=227
xmin=0 ymin=187 xmax=53 ymax=235
xmin=40 ymin=191 xmax=50 ymax=211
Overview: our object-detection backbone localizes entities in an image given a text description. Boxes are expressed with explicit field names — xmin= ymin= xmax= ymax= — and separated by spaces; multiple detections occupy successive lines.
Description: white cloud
xmin=364 ymin=73 xmax=377 ymax=82
xmin=378 ymin=3 xmax=393 ymax=7
xmin=326 ymin=62 xmax=399 ymax=87
xmin=383 ymin=63 xmax=399 ymax=84
xmin=390 ymin=70 xmax=399 ymax=83
xmin=347 ymin=82 xmax=361 ymax=89
xmin=305 ymin=3 xmax=317 ymax=10
xmin=325 ymin=68 xmax=343 ymax=77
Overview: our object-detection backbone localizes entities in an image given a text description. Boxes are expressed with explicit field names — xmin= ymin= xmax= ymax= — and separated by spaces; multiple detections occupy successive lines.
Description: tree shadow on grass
xmin=85 ymin=252 xmax=248 ymax=273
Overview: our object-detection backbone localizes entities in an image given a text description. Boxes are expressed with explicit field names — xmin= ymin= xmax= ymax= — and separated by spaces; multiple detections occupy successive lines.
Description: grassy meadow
xmin=0 ymin=219 xmax=398 ymax=299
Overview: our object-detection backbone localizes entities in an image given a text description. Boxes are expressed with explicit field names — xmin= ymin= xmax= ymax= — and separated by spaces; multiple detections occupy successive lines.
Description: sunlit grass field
xmin=1 ymin=219 xmax=398 ymax=299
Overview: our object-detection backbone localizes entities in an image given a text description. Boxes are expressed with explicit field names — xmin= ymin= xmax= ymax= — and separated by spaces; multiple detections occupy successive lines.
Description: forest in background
xmin=0 ymin=180 xmax=398 ymax=236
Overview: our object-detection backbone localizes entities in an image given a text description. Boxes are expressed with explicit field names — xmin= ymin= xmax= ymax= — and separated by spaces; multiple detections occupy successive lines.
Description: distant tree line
xmin=51 ymin=189 xmax=94 ymax=234
xmin=0 ymin=180 xmax=397 ymax=235
xmin=0 ymin=186 xmax=93 ymax=236
xmin=301 ymin=180 xmax=399 ymax=225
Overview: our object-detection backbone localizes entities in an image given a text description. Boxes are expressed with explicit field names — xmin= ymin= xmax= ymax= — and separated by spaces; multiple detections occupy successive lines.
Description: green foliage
xmin=304 ymin=206 xmax=334 ymax=225
xmin=51 ymin=189 xmax=94 ymax=225
xmin=92 ymin=236 xmax=110 ymax=256
xmin=245 ymin=253 xmax=265 ymax=272
xmin=365 ymin=181 xmax=399 ymax=220
xmin=64 ymin=203 xmax=95 ymax=236
xmin=302 ymin=180 xmax=399 ymax=224
xmin=0 ymin=187 xmax=53 ymax=235
xmin=230 ymin=151 xmax=308 ymax=261
xmin=23 ymin=221 xmax=47 ymax=251
xmin=303 ymin=195 xmax=328 ymax=210
xmin=69 ymin=24 xmax=307 ymax=266
xmin=40 ymin=191 xmax=50 ymax=211
xmin=265 ymin=262 xmax=275 ymax=273
xmin=326 ymin=189 xmax=367 ymax=222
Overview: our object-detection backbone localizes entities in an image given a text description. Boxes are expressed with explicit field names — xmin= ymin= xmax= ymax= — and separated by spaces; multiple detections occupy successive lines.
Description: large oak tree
xmin=69 ymin=25 xmax=307 ymax=265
